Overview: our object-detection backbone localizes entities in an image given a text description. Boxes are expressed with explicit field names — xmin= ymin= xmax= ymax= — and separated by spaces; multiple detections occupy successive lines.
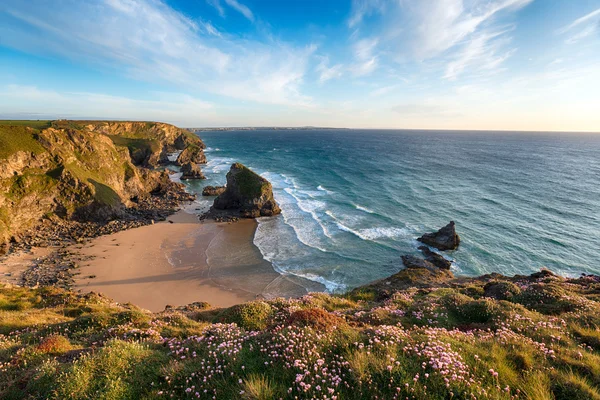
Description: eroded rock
xmin=417 ymin=221 xmax=460 ymax=251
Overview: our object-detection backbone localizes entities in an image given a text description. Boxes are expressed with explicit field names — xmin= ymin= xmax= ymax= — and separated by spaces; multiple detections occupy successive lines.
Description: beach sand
xmin=71 ymin=211 xmax=310 ymax=311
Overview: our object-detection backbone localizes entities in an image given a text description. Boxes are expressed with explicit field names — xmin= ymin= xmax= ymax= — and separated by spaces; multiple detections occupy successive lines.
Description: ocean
xmin=179 ymin=129 xmax=600 ymax=292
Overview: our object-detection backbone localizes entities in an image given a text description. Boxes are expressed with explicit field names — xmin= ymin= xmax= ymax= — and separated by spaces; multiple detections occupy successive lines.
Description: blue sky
xmin=0 ymin=0 xmax=599 ymax=131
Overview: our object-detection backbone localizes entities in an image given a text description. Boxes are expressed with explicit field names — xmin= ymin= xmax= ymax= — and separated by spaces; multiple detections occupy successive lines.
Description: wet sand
xmin=72 ymin=211 xmax=310 ymax=311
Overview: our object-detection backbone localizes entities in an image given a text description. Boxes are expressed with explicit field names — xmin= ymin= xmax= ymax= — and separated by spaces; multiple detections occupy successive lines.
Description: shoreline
xmin=70 ymin=210 xmax=310 ymax=311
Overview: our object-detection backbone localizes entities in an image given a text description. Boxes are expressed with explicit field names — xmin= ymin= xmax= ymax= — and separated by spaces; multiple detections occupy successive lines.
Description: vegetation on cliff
xmin=2 ymin=266 xmax=600 ymax=399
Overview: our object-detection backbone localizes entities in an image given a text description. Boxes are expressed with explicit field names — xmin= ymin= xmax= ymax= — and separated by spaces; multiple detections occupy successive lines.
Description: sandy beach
xmin=71 ymin=210 xmax=310 ymax=311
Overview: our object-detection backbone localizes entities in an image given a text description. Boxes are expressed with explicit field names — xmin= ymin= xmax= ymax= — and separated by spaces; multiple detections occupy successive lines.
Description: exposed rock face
xmin=417 ymin=221 xmax=460 ymax=251
xmin=202 ymin=186 xmax=226 ymax=196
xmin=180 ymin=162 xmax=206 ymax=180
xmin=175 ymin=132 xmax=206 ymax=150
xmin=212 ymin=163 xmax=281 ymax=218
xmin=176 ymin=145 xmax=207 ymax=166
xmin=84 ymin=121 xmax=205 ymax=167
xmin=0 ymin=120 xmax=196 ymax=249
xmin=401 ymin=255 xmax=437 ymax=272
xmin=418 ymin=246 xmax=452 ymax=270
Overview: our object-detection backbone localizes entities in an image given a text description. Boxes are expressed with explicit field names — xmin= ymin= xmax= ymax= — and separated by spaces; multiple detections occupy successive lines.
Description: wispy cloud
xmin=0 ymin=0 xmax=310 ymax=106
xmin=558 ymin=7 xmax=600 ymax=43
xmin=207 ymin=0 xmax=225 ymax=17
xmin=348 ymin=0 xmax=385 ymax=28
xmin=316 ymin=57 xmax=343 ymax=83
xmin=224 ymin=0 xmax=254 ymax=22
xmin=351 ymin=38 xmax=378 ymax=76
xmin=444 ymin=29 xmax=514 ymax=80
xmin=207 ymin=0 xmax=254 ymax=22
xmin=347 ymin=0 xmax=532 ymax=80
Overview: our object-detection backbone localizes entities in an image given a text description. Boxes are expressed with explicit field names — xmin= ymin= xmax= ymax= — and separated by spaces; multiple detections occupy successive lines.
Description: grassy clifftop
xmin=2 ymin=268 xmax=600 ymax=399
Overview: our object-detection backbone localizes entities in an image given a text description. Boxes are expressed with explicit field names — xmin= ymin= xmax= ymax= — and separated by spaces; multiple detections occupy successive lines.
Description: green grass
xmin=0 ymin=125 xmax=46 ymax=159
xmin=0 ymin=120 xmax=51 ymax=129
xmin=232 ymin=163 xmax=269 ymax=199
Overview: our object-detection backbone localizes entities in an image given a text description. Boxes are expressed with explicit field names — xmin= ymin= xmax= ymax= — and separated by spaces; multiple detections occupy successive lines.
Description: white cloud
xmin=558 ymin=7 xmax=600 ymax=43
xmin=348 ymin=0 xmax=385 ymax=28
xmin=224 ymin=0 xmax=254 ymax=22
xmin=444 ymin=29 xmax=514 ymax=80
xmin=347 ymin=0 xmax=532 ymax=80
xmin=405 ymin=0 xmax=533 ymax=60
xmin=207 ymin=0 xmax=254 ymax=22
xmin=351 ymin=38 xmax=378 ymax=76
xmin=316 ymin=57 xmax=343 ymax=83
xmin=0 ymin=0 xmax=309 ymax=106
xmin=207 ymin=0 xmax=225 ymax=17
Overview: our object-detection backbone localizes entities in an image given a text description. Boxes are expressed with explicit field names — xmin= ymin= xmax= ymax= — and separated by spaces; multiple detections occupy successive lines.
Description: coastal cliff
xmin=0 ymin=120 xmax=205 ymax=253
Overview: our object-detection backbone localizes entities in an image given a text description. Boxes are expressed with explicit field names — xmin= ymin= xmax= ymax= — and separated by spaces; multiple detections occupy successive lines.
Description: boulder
xmin=401 ymin=255 xmax=437 ymax=272
xmin=418 ymin=246 xmax=452 ymax=270
xmin=212 ymin=163 xmax=281 ymax=218
xmin=180 ymin=162 xmax=206 ymax=180
xmin=176 ymin=145 xmax=206 ymax=166
xmin=202 ymin=185 xmax=226 ymax=196
xmin=417 ymin=221 xmax=460 ymax=251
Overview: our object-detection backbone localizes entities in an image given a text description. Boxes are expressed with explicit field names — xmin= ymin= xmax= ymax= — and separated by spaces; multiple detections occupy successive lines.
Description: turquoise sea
xmin=181 ymin=129 xmax=600 ymax=292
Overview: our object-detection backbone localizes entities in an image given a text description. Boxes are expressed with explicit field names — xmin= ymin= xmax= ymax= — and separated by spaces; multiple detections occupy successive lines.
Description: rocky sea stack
xmin=180 ymin=162 xmax=206 ymax=180
xmin=212 ymin=163 xmax=281 ymax=218
xmin=417 ymin=221 xmax=460 ymax=251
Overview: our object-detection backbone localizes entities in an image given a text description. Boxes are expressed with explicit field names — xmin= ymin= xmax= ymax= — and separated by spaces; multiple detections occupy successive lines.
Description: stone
xmin=401 ymin=255 xmax=437 ymax=272
xmin=180 ymin=162 xmax=206 ymax=180
xmin=176 ymin=145 xmax=206 ymax=166
xmin=418 ymin=246 xmax=452 ymax=270
xmin=417 ymin=221 xmax=460 ymax=251
xmin=212 ymin=163 xmax=281 ymax=218
xmin=202 ymin=186 xmax=226 ymax=196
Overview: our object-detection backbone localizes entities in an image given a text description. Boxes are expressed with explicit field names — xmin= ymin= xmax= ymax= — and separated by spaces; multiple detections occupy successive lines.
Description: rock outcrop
xmin=401 ymin=255 xmax=437 ymax=272
xmin=0 ymin=120 xmax=196 ymax=250
xmin=211 ymin=163 xmax=281 ymax=218
xmin=202 ymin=186 xmax=226 ymax=196
xmin=176 ymin=144 xmax=207 ymax=166
xmin=84 ymin=121 xmax=205 ymax=167
xmin=180 ymin=162 xmax=206 ymax=180
xmin=418 ymin=246 xmax=452 ymax=270
xmin=417 ymin=221 xmax=460 ymax=251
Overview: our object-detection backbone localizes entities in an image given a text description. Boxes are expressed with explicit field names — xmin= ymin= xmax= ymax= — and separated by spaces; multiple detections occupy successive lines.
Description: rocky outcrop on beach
xmin=180 ymin=162 xmax=206 ymax=180
xmin=417 ymin=221 xmax=460 ymax=251
xmin=176 ymin=144 xmax=207 ymax=166
xmin=0 ymin=120 xmax=197 ymax=253
xmin=202 ymin=186 xmax=226 ymax=196
xmin=209 ymin=163 xmax=281 ymax=218
xmin=418 ymin=246 xmax=452 ymax=270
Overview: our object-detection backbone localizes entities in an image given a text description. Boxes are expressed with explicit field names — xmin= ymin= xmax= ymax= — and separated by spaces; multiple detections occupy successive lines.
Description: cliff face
xmin=83 ymin=121 xmax=205 ymax=167
xmin=212 ymin=163 xmax=281 ymax=218
xmin=0 ymin=121 xmax=202 ymax=253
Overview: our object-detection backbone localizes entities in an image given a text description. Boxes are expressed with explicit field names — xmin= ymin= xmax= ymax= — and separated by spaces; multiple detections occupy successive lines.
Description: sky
xmin=0 ymin=0 xmax=599 ymax=131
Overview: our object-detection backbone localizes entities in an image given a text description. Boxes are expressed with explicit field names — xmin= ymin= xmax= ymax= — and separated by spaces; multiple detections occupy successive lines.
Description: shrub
xmin=287 ymin=308 xmax=346 ymax=331
xmin=483 ymin=281 xmax=521 ymax=300
xmin=214 ymin=301 xmax=273 ymax=330
xmin=36 ymin=335 xmax=73 ymax=355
